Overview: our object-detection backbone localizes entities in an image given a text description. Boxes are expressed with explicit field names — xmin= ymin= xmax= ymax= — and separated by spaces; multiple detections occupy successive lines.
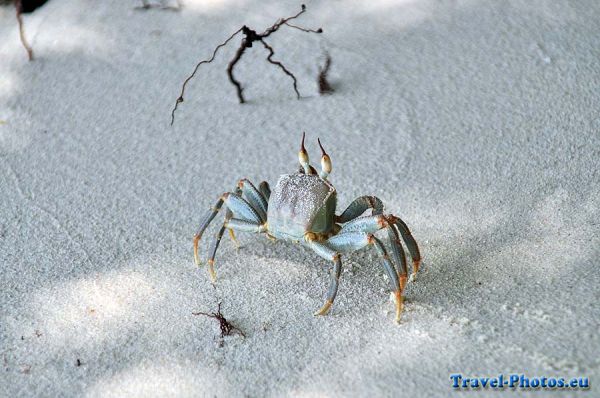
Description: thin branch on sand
xmin=170 ymin=4 xmax=322 ymax=125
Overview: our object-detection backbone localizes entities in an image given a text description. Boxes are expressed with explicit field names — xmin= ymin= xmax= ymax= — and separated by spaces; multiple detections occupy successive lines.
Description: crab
xmin=193 ymin=133 xmax=421 ymax=322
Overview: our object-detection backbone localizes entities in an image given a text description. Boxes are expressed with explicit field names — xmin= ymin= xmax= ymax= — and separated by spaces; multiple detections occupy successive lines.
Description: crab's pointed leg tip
xmin=193 ymin=234 xmax=202 ymax=265
xmin=228 ymin=229 xmax=239 ymax=248
xmin=394 ymin=291 xmax=404 ymax=324
xmin=400 ymin=275 xmax=408 ymax=291
xmin=207 ymin=260 xmax=217 ymax=282
xmin=413 ymin=260 xmax=421 ymax=275
xmin=394 ymin=305 xmax=403 ymax=323
xmin=313 ymin=300 xmax=333 ymax=316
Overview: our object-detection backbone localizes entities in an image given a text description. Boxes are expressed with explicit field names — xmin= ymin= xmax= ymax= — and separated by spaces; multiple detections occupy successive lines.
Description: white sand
xmin=1 ymin=0 xmax=599 ymax=396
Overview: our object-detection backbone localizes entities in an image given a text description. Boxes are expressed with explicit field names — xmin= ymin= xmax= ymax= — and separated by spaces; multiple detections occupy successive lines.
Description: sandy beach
xmin=1 ymin=0 xmax=599 ymax=396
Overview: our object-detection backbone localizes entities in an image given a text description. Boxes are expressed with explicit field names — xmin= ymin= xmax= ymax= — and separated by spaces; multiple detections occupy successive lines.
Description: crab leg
xmin=336 ymin=196 xmax=383 ymax=223
xmin=259 ymin=181 xmax=271 ymax=200
xmin=387 ymin=226 xmax=408 ymax=290
xmin=205 ymin=216 xmax=266 ymax=281
xmin=206 ymin=224 xmax=228 ymax=282
xmin=223 ymin=192 xmax=263 ymax=224
xmin=226 ymin=187 xmax=243 ymax=247
xmin=339 ymin=214 xmax=420 ymax=277
xmin=305 ymin=239 xmax=342 ymax=317
xmin=337 ymin=195 xmax=407 ymax=285
xmin=392 ymin=218 xmax=421 ymax=278
xmin=368 ymin=235 xmax=404 ymax=323
xmin=327 ymin=232 xmax=404 ymax=322
xmin=225 ymin=218 xmax=268 ymax=233
xmin=205 ymin=209 xmax=235 ymax=282
xmin=208 ymin=215 xmax=268 ymax=282
xmin=238 ymin=179 xmax=268 ymax=222
xmin=193 ymin=195 xmax=226 ymax=266
xmin=194 ymin=189 xmax=258 ymax=266
xmin=339 ymin=214 xmax=390 ymax=234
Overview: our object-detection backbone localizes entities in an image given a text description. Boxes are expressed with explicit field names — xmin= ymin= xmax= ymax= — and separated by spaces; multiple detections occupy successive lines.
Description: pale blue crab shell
xmin=267 ymin=173 xmax=337 ymax=241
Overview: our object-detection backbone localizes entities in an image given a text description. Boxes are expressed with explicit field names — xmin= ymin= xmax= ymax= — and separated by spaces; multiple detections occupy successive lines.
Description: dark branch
xmin=227 ymin=38 xmax=248 ymax=103
xmin=260 ymin=39 xmax=300 ymax=99
xmin=170 ymin=4 xmax=323 ymax=124
xmin=170 ymin=27 xmax=243 ymax=125
xmin=193 ymin=303 xmax=245 ymax=347
xmin=260 ymin=4 xmax=307 ymax=37
xmin=15 ymin=0 xmax=33 ymax=61
xmin=284 ymin=22 xmax=322 ymax=34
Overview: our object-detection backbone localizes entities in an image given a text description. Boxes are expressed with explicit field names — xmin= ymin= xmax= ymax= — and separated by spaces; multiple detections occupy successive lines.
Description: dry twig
xmin=15 ymin=0 xmax=33 ymax=61
xmin=193 ymin=302 xmax=245 ymax=347
xmin=171 ymin=4 xmax=322 ymax=125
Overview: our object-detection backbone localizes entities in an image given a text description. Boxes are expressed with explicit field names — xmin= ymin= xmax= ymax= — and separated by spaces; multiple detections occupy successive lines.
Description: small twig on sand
xmin=170 ymin=4 xmax=322 ymax=125
xmin=193 ymin=302 xmax=245 ymax=347
xmin=318 ymin=53 xmax=333 ymax=94
xmin=15 ymin=0 xmax=33 ymax=61
xmin=171 ymin=27 xmax=244 ymax=125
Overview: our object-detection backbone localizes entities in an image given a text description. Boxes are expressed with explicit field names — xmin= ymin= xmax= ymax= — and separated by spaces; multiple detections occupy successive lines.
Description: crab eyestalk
xmin=317 ymin=138 xmax=331 ymax=180
xmin=299 ymin=131 xmax=311 ymax=174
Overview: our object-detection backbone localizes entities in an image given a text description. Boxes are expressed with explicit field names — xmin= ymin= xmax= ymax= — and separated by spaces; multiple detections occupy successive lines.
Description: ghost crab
xmin=193 ymin=133 xmax=421 ymax=322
